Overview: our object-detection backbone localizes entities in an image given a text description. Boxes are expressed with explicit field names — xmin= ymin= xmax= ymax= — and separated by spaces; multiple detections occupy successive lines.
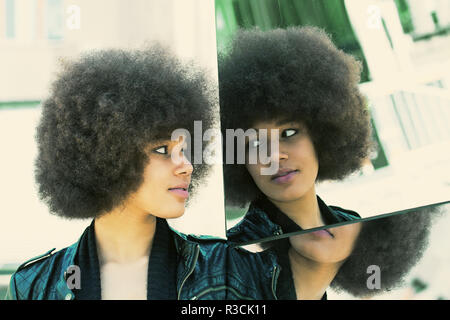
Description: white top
xmin=99 ymin=256 xmax=149 ymax=300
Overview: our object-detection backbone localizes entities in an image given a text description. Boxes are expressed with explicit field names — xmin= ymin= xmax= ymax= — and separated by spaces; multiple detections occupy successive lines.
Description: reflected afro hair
xmin=218 ymin=27 xmax=372 ymax=207
xmin=35 ymin=46 xmax=215 ymax=219
xmin=331 ymin=205 xmax=443 ymax=297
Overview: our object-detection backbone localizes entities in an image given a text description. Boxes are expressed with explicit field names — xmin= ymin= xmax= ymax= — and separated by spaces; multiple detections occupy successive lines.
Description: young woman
xmin=218 ymin=26 xmax=372 ymax=243
xmin=5 ymin=46 xmax=229 ymax=300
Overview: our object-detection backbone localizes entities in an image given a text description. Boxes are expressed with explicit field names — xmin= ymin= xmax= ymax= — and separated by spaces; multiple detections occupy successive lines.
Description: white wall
xmin=0 ymin=0 xmax=225 ymax=264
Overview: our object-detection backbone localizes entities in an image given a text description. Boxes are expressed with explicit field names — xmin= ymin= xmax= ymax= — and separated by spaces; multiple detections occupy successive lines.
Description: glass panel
xmin=216 ymin=0 xmax=450 ymax=244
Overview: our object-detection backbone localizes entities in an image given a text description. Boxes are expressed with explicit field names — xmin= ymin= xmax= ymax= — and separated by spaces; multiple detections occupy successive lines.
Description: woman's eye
xmin=153 ymin=146 xmax=168 ymax=154
xmin=281 ymin=129 xmax=298 ymax=138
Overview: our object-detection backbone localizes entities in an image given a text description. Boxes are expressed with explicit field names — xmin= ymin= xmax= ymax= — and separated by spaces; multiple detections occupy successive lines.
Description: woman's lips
xmin=310 ymin=229 xmax=334 ymax=238
xmin=168 ymin=188 xmax=189 ymax=199
xmin=168 ymin=184 xmax=189 ymax=199
xmin=271 ymin=170 xmax=299 ymax=184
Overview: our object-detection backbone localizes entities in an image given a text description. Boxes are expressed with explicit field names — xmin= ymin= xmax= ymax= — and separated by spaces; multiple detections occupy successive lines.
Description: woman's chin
xmin=159 ymin=206 xmax=186 ymax=219
xmin=266 ymin=190 xmax=307 ymax=203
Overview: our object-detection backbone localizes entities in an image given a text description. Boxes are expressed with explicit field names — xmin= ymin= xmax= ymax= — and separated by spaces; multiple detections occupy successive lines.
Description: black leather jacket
xmin=5 ymin=221 xmax=230 ymax=300
xmin=5 ymin=196 xmax=359 ymax=300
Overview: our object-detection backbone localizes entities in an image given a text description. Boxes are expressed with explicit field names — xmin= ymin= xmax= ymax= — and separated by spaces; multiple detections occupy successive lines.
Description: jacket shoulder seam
xmin=16 ymin=248 xmax=57 ymax=272
xmin=329 ymin=206 xmax=361 ymax=220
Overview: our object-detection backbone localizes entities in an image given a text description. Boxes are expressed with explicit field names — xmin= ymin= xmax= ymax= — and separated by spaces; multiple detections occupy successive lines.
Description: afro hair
xmin=331 ymin=205 xmax=443 ymax=297
xmin=218 ymin=26 xmax=372 ymax=207
xmin=35 ymin=45 xmax=216 ymax=219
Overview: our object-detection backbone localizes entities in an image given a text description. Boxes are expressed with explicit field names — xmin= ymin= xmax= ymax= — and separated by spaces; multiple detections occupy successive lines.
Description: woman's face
xmin=124 ymin=136 xmax=193 ymax=219
xmin=245 ymin=120 xmax=319 ymax=203
xmin=289 ymin=222 xmax=362 ymax=263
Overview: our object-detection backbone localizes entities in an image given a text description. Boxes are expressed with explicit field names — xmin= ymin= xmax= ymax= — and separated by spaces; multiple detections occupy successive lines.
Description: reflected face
xmin=289 ymin=222 xmax=362 ymax=263
xmin=124 ymin=136 xmax=193 ymax=219
xmin=245 ymin=120 xmax=319 ymax=202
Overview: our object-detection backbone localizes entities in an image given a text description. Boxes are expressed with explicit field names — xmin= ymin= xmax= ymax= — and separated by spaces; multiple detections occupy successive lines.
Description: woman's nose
xmin=269 ymin=146 xmax=288 ymax=164
xmin=175 ymin=154 xmax=193 ymax=176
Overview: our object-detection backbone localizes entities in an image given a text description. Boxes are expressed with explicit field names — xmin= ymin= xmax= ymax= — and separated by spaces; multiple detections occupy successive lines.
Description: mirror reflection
xmin=234 ymin=203 xmax=448 ymax=300
xmin=216 ymin=0 xmax=450 ymax=243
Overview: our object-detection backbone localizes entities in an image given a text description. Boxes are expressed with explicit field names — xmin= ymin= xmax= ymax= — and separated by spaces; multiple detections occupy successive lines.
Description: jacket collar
xmin=254 ymin=194 xmax=357 ymax=229
xmin=228 ymin=195 xmax=361 ymax=244
xmin=56 ymin=241 xmax=79 ymax=300
xmin=54 ymin=219 xmax=199 ymax=300
xmin=227 ymin=204 xmax=282 ymax=244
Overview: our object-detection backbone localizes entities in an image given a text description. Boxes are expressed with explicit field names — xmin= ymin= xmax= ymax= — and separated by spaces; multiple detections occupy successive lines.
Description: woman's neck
xmin=94 ymin=206 xmax=157 ymax=264
xmin=288 ymin=247 xmax=341 ymax=300
xmin=268 ymin=185 xmax=324 ymax=229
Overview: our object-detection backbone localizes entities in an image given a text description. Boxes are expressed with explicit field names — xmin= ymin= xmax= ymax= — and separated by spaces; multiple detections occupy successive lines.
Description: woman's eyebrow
xmin=144 ymin=140 xmax=172 ymax=153
xmin=275 ymin=121 xmax=309 ymax=133
xmin=274 ymin=119 xmax=299 ymax=127
xmin=148 ymin=141 xmax=168 ymax=148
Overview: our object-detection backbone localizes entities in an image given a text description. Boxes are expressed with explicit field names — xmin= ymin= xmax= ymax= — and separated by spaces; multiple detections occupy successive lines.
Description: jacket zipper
xmin=177 ymin=244 xmax=200 ymax=300
xmin=271 ymin=266 xmax=280 ymax=300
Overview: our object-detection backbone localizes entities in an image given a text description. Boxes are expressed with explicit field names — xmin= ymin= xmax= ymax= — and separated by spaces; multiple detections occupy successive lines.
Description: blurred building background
xmin=217 ymin=0 xmax=450 ymax=224
xmin=1 ymin=0 xmax=219 ymax=100
xmin=0 ymin=0 xmax=225 ymax=296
